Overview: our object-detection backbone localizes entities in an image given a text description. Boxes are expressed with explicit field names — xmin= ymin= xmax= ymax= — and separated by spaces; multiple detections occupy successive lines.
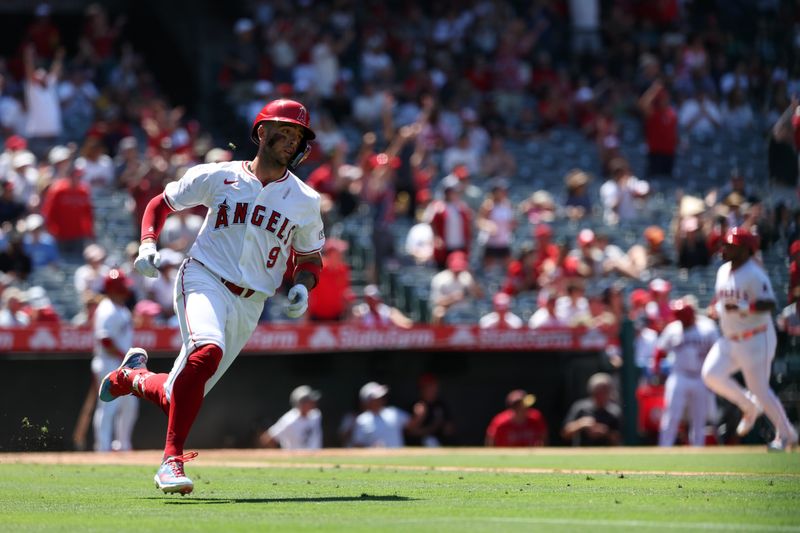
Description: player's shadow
xmin=146 ymin=495 xmax=414 ymax=505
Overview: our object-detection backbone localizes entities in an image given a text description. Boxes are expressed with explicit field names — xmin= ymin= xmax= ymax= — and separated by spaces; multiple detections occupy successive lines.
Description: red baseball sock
xmin=128 ymin=370 xmax=170 ymax=415
xmin=163 ymin=344 xmax=223 ymax=458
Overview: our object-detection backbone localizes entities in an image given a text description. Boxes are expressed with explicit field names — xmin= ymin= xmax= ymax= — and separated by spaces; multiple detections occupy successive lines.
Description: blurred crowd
xmin=1 ymin=1 xmax=799 ymax=341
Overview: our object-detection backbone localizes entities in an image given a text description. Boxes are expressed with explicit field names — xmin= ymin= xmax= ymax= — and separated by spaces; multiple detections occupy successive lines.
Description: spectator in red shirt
xmin=638 ymin=80 xmax=678 ymax=179
xmin=429 ymin=178 xmax=472 ymax=270
xmin=307 ymin=238 xmax=352 ymax=322
xmin=40 ymin=166 xmax=94 ymax=258
xmin=789 ymin=240 xmax=800 ymax=303
xmin=485 ymin=389 xmax=548 ymax=447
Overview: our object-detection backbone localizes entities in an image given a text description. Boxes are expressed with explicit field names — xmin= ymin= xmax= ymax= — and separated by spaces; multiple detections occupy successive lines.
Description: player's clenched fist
xmin=285 ymin=284 xmax=309 ymax=318
xmin=134 ymin=242 xmax=161 ymax=278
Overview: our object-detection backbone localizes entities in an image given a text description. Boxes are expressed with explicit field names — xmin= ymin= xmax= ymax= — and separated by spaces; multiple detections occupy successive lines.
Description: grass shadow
xmin=144 ymin=495 xmax=415 ymax=505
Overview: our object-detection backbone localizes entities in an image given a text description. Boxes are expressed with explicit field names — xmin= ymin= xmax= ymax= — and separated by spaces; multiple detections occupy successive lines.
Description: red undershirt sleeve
xmin=141 ymin=193 xmax=175 ymax=241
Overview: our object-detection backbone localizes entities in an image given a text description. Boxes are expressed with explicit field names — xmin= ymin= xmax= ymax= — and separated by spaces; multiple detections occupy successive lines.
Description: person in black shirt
xmin=405 ymin=373 xmax=456 ymax=447
xmin=561 ymin=372 xmax=622 ymax=446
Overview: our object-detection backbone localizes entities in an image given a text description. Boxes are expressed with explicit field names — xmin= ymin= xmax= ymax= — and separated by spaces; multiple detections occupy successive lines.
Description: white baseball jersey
xmin=92 ymin=298 xmax=133 ymax=361
xmin=267 ymin=408 xmax=322 ymax=449
xmin=352 ymin=407 xmax=410 ymax=448
xmin=714 ymin=258 xmax=775 ymax=337
xmin=656 ymin=315 xmax=719 ymax=376
xmin=164 ymin=161 xmax=325 ymax=296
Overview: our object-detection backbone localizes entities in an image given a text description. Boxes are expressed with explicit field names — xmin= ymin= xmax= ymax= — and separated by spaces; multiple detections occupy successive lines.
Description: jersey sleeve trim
xmin=163 ymin=192 xmax=178 ymax=212
xmin=292 ymin=245 xmax=323 ymax=256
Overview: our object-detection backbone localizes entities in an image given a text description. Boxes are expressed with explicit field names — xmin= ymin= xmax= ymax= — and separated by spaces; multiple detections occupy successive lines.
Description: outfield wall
xmin=1 ymin=347 xmax=607 ymax=451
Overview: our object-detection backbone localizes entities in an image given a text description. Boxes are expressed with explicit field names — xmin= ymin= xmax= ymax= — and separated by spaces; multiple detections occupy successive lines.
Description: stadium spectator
xmin=720 ymin=88 xmax=754 ymax=131
xmin=676 ymin=216 xmax=711 ymax=269
xmin=679 ymin=87 xmax=722 ymax=138
xmin=442 ymin=132 xmax=481 ymax=176
xmin=221 ymin=18 xmax=260 ymax=102
xmin=789 ymin=240 xmax=800 ymax=303
xmin=476 ymin=179 xmax=516 ymax=270
xmin=23 ymin=285 xmax=60 ymax=323
xmin=528 ymin=289 xmax=566 ymax=329
xmin=519 ymin=190 xmax=557 ymax=225
xmin=638 ymin=80 xmax=678 ymax=179
xmin=351 ymin=382 xmax=421 ymax=448
xmin=768 ymin=96 xmax=798 ymax=196
xmin=561 ymin=372 xmax=622 ymax=446
xmin=599 ymin=158 xmax=650 ymax=226
xmin=159 ymin=210 xmax=203 ymax=254
xmin=618 ymin=226 xmax=672 ymax=280
xmin=75 ymin=134 xmax=114 ymax=189
xmin=24 ymin=4 xmax=61 ymax=60
xmin=259 ymin=385 xmax=322 ymax=450
xmin=74 ymin=244 xmax=109 ymax=299
xmin=0 ymin=287 xmax=30 ymax=327
xmin=563 ymin=169 xmax=592 ymax=221
xmin=22 ymin=43 xmax=63 ymax=158
xmin=351 ymin=284 xmax=412 ymax=329
xmin=40 ymin=164 xmax=94 ymax=258
xmin=0 ymin=179 xmax=25 ymax=226
xmin=430 ymin=251 xmax=484 ymax=325
xmin=429 ymin=177 xmax=472 ymax=270
xmin=308 ymin=238 xmax=353 ymax=322
xmin=480 ymin=135 xmax=517 ymax=179
xmin=405 ymin=374 xmax=456 ymax=447
xmin=8 ymin=150 xmax=38 ymax=208
xmin=71 ymin=292 xmax=103 ymax=327
xmin=21 ymin=213 xmax=59 ymax=271
xmin=59 ymin=67 xmax=99 ymax=142
xmin=555 ymin=279 xmax=590 ymax=327
xmin=0 ymin=75 xmax=25 ymax=138
xmin=479 ymin=292 xmax=523 ymax=330
xmin=569 ymin=229 xmax=605 ymax=279
xmin=404 ymin=219 xmax=435 ymax=266
xmin=0 ymin=232 xmax=32 ymax=281
xmin=485 ymin=389 xmax=548 ymax=447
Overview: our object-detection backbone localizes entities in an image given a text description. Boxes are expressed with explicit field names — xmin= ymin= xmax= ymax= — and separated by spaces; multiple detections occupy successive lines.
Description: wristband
xmin=294 ymin=261 xmax=321 ymax=288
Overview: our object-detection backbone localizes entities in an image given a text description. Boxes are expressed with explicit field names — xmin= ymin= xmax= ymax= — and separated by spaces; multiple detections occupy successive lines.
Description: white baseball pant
xmin=701 ymin=326 xmax=794 ymax=440
xmin=164 ymin=258 xmax=266 ymax=402
xmin=658 ymin=372 xmax=710 ymax=446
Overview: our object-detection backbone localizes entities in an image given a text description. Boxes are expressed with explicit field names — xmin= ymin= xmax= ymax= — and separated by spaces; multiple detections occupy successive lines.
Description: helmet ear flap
xmin=290 ymin=141 xmax=311 ymax=169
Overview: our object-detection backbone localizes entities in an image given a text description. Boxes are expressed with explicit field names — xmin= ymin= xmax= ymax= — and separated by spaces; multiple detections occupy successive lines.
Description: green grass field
xmin=1 ymin=448 xmax=798 ymax=532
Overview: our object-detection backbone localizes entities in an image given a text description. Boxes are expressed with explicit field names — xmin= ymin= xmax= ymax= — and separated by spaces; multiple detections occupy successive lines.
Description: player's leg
xmin=738 ymin=329 xmax=796 ymax=445
xmin=659 ymin=374 xmax=685 ymax=446
xmin=687 ymin=379 xmax=710 ymax=446
xmin=701 ymin=339 xmax=758 ymax=414
xmin=92 ymin=357 xmax=118 ymax=451
xmin=113 ymin=394 xmax=139 ymax=451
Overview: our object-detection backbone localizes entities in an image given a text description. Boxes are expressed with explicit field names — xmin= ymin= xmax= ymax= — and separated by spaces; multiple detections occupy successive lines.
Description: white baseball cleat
xmin=154 ymin=452 xmax=198 ymax=495
xmin=736 ymin=400 xmax=763 ymax=437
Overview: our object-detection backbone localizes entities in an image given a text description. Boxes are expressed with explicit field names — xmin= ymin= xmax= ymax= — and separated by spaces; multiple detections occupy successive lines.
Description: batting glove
xmin=134 ymin=242 xmax=161 ymax=278
xmin=286 ymin=284 xmax=309 ymax=318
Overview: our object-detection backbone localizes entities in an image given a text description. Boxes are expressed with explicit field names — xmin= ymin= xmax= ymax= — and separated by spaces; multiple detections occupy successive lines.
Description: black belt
xmin=191 ymin=258 xmax=255 ymax=298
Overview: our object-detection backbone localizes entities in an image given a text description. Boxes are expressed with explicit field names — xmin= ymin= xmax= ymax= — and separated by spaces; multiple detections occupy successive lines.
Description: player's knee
xmin=186 ymin=344 xmax=224 ymax=380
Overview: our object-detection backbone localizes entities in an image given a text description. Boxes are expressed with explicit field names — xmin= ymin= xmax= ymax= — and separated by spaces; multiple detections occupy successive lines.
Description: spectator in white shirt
xmin=720 ymin=88 xmax=754 ymax=130
xmin=529 ymin=289 xmax=567 ymax=329
xmin=479 ymin=292 xmax=523 ymax=329
xmin=556 ymin=280 xmax=590 ymax=326
xmin=0 ymin=73 xmax=25 ymax=137
xmin=0 ymin=287 xmax=30 ymax=327
xmin=74 ymin=243 xmax=109 ymax=299
xmin=259 ymin=385 xmax=323 ymax=450
xmin=352 ymin=382 xmax=421 ymax=448
xmin=678 ymin=89 xmax=722 ymax=137
xmin=75 ymin=135 xmax=115 ymax=189
xmin=23 ymin=44 xmax=63 ymax=158
xmin=442 ymin=132 xmax=481 ymax=175
xmin=599 ymin=158 xmax=650 ymax=226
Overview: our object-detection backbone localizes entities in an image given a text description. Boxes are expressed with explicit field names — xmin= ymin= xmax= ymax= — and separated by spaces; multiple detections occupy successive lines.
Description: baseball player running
xmin=652 ymin=296 xmax=718 ymax=446
xmin=97 ymin=98 xmax=325 ymax=494
xmin=702 ymin=227 xmax=798 ymax=451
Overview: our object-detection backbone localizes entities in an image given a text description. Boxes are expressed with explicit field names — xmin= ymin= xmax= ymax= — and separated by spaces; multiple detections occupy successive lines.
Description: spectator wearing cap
xmin=648 ymin=278 xmax=674 ymax=325
xmin=555 ymin=279 xmax=591 ymax=327
xmin=563 ymin=169 xmax=592 ymax=221
xmin=569 ymin=228 xmax=605 ymax=279
xmin=485 ymin=389 xmax=548 ymax=447
xmin=259 ymin=385 xmax=323 ymax=450
xmin=351 ymin=284 xmax=412 ymax=329
xmin=638 ymin=80 xmax=678 ymax=179
xmin=21 ymin=213 xmax=59 ymax=271
xmin=561 ymin=373 xmax=622 ymax=446
xmin=429 ymin=177 xmax=472 ymax=269
xmin=23 ymin=285 xmax=60 ymax=323
xmin=476 ymin=179 xmax=516 ymax=270
xmin=351 ymin=382 xmax=422 ymax=448
xmin=620 ymin=226 xmax=672 ymax=280
xmin=404 ymin=218 xmax=435 ymax=266
xmin=599 ymin=157 xmax=650 ymax=226
xmin=40 ymin=144 xmax=74 ymax=192
xmin=520 ymin=190 xmax=557 ymax=225
xmin=430 ymin=251 xmax=484 ymax=325
xmin=405 ymin=374 xmax=456 ymax=447
xmin=676 ymin=215 xmax=710 ymax=269
xmin=479 ymin=292 xmax=523 ymax=329
xmin=0 ymin=287 xmax=30 ymax=327
xmin=0 ymin=179 xmax=25 ymax=226
xmin=40 ymin=163 xmax=94 ymax=257
xmin=789 ymin=240 xmax=800 ymax=303
xmin=308 ymin=238 xmax=353 ymax=322
xmin=529 ymin=290 xmax=566 ymax=329
xmin=0 ymin=136 xmax=29 ymax=181
xmin=22 ymin=43 xmax=64 ymax=159
xmin=74 ymin=244 xmax=109 ymax=299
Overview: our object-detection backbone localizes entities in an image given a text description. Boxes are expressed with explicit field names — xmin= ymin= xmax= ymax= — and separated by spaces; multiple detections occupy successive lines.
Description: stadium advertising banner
xmin=0 ymin=325 xmax=610 ymax=354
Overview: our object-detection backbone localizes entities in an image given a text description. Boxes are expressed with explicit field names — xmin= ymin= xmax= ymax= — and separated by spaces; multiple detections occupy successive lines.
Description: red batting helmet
xmin=250 ymin=99 xmax=315 ymax=168
xmin=724 ymin=227 xmax=758 ymax=254
xmin=103 ymin=269 xmax=131 ymax=295
xmin=669 ymin=298 xmax=695 ymax=327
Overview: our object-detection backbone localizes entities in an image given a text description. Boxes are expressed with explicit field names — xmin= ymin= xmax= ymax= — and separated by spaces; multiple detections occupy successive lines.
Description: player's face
xmin=721 ymin=243 xmax=746 ymax=263
xmin=260 ymin=123 xmax=304 ymax=166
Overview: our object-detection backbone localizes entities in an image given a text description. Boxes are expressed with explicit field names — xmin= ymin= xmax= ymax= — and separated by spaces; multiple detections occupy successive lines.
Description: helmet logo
xmin=295 ymin=106 xmax=307 ymax=124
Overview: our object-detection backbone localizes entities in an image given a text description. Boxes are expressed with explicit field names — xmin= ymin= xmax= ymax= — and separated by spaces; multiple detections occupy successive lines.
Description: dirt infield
xmin=0 ymin=446 xmax=784 ymax=477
